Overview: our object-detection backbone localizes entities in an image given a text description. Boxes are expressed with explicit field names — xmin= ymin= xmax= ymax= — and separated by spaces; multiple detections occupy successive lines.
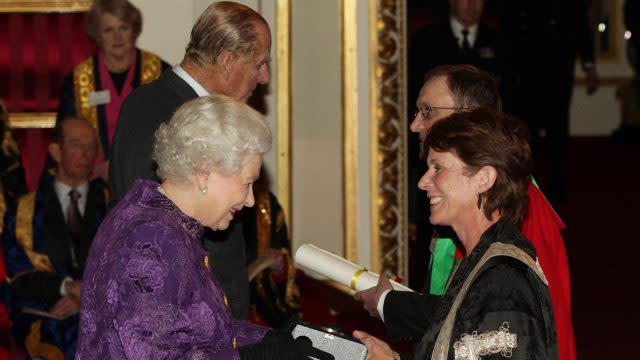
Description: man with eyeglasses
xmin=355 ymin=64 xmax=575 ymax=360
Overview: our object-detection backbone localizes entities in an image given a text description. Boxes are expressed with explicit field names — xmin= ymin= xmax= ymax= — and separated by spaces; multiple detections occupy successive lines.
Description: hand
xmin=248 ymin=249 xmax=285 ymax=279
xmin=266 ymin=248 xmax=285 ymax=275
xmin=50 ymin=296 xmax=80 ymax=318
xmin=239 ymin=328 xmax=335 ymax=360
xmin=291 ymin=336 xmax=335 ymax=360
xmin=354 ymin=273 xmax=393 ymax=318
xmin=64 ymin=280 xmax=82 ymax=301
xmin=585 ymin=66 xmax=599 ymax=95
xmin=353 ymin=330 xmax=399 ymax=360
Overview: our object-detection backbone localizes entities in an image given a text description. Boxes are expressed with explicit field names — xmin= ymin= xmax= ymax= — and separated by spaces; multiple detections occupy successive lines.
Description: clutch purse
xmin=292 ymin=322 xmax=367 ymax=360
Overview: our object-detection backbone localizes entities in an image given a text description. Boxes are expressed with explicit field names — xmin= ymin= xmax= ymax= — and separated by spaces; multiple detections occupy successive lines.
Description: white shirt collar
xmin=450 ymin=16 xmax=478 ymax=49
xmin=172 ymin=64 xmax=210 ymax=97
xmin=54 ymin=178 xmax=89 ymax=220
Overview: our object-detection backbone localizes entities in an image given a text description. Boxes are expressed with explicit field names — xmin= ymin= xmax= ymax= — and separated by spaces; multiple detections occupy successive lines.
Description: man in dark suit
xmin=497 ymin=0 xmax=598 ymax=203
xmin=407 ymin=0 xmax=501 ymax=289
xmin=109 ymin=1 xmax=271 ymax=320
xmin=409 ymin=0 xmax=500 ymax=104
xmin=2 ymin=117 xmax=108 ymax=359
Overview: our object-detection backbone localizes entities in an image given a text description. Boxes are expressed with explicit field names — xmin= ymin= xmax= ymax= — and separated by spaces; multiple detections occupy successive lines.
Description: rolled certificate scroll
xmin=295 ymin=243 xmax=413 ymax=292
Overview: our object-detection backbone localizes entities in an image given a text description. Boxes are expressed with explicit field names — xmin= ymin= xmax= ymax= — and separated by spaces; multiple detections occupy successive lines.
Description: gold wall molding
xmin=8 ymin=112 xmax=55 ymax=128
xmin=276 ymin=0 xmax=292 ymax=231
xmin=0 ymin=0 xmax=92 ymax=12
xmin=369 ymin=0 xmax=407 ymax=279
xmin=342 ymin=0 xmax=359 ymax=263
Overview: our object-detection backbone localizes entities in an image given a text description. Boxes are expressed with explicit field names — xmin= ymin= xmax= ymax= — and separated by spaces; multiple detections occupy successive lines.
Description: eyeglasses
xmin=414 ymin=104 xmax=466 ymax=120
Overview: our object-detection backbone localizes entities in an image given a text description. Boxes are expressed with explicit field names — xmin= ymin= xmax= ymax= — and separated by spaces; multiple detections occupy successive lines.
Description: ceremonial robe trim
xmin=454 ymin=322 xmax=517 ymax=360
xmin=140 ymin=50 xmax=163 ymax=85
xmin=431 ymin=242 xmax=548 ymax=360
xmin=15 ymin=193 xmax=53 ymax=272
xmin=72 ymin=57 xmax=98 ymax=138
xmin=24 ymin=320 xmax=65 ymax=360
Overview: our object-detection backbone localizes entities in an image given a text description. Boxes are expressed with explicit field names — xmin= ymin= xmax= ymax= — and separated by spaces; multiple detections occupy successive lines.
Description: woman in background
xmin=56 ymin=0 xmax=169 ymax=180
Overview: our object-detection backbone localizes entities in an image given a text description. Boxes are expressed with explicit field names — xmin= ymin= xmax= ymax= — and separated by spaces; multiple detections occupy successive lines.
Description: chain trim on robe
xmin=15 ymin=193 xmax=54 ymax=272
xmin=282 ymin=247 xmax=301 ymax=309
xmin=454 ymin=322 xmax=517 ymax=360
xmin=254 ymin=189 xmax=273 ymax=305
xmin=256 ymin=189 xmax=271 ymax=257
xmin=1 ymin=127 xmax=21 ymax=161
xmin=139 ymin=50 xmax=163 ymax=85
xmin=431 ymin=242 xmax=548 ymax=360
xmin=25 ymin=320 xmax=65 ymax=360
xmin=72 ymin=57 xmax=98 ymax=138
xmin=254 ymin=190 xmax=300 ymax=311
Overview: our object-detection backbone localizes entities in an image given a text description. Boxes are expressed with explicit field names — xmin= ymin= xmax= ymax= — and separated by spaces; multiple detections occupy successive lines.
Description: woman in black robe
xmin=354 ymin=108 xmax=558 ymax=360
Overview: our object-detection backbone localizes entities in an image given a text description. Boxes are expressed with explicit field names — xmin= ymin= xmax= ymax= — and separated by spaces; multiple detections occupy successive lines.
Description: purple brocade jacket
xmin=76 ymin=179 xmax=268 ymax=359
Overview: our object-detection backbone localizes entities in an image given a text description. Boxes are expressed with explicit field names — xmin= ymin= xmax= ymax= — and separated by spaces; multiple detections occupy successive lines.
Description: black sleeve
xmin=383 ymin=290 xmax=441 ymax=342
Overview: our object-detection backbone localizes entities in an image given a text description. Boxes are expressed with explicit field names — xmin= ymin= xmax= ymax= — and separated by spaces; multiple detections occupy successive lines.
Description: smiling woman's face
xmin=418 ymin=149 xmax=480 ymax=229
xmin=197 ymin=155 xmax=262 ymax=230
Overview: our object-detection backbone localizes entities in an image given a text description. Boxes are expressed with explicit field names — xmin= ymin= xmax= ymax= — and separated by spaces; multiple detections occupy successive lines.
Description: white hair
xmin=153 ymin=95 xmax=271 ymax=181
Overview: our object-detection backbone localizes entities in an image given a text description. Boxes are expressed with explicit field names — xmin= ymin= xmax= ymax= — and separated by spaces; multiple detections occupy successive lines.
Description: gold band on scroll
xmin=350 ymin=268 xmax=367 ymax=290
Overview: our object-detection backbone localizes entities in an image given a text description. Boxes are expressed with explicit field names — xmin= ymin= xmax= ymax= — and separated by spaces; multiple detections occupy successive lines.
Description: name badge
xmin=88 ymin=90 xmax=111 ymax=106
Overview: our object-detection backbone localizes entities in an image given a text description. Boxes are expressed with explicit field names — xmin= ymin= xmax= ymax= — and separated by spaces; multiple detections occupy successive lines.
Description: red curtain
xmin=0 ymin=12 xmax=95 ymax=191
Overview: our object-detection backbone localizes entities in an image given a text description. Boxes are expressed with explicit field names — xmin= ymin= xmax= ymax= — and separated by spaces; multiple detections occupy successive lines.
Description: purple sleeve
xmin=111 ymin=223 xmax=257 ymax=360
xmin=232 ymin=319 xmax=269 ymax=348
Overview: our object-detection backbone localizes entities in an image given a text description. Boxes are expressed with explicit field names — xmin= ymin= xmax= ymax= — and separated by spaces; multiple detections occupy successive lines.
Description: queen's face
xmin=198 ymin=154 xmax=262 ymax=230
xmin=418 ymin=148 xmax=479 ymax=229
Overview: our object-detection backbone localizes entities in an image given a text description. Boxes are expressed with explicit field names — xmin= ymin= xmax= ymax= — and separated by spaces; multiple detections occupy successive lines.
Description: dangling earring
xmin=477 ymin=193 xmax=483 ymax=210
xmin=201 ymin=187 xmax=208 ymax=195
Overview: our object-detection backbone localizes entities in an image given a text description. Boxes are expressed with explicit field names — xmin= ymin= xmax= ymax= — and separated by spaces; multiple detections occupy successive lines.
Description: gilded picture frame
xmin=0 ymin=0 xmax=92 ymax=13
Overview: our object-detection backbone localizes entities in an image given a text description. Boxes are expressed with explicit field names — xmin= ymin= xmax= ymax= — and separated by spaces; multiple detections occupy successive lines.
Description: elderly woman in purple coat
xmin=76 ymin=95 xmax=332 ymax=359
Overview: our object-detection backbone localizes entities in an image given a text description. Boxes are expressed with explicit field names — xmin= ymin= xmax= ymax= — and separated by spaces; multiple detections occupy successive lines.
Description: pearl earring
xmin=201 ymin=187 xmax=208 ymax=195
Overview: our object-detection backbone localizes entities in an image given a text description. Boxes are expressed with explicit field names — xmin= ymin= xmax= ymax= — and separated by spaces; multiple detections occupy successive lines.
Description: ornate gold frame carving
xmin=342 ymin=0 xmax=407 ymax=278
xmin=369 ymin=0 xmax=407 ymax=279
xmin=0 ymin=0 xmax=92 ymax=12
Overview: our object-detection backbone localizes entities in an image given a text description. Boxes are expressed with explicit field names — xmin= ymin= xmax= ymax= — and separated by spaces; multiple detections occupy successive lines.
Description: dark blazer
xmin=496 ymin=0 xmax=595 ymax=113
xmin=409 ymin=21 xmax=502 ymax=103
xmin=109 ymin=69 xmax=197 ymax=202
xmin=383 ymin=289 xmax=441 ymax=342
xmin=109 ymin=69 xmax=251 ymax=319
